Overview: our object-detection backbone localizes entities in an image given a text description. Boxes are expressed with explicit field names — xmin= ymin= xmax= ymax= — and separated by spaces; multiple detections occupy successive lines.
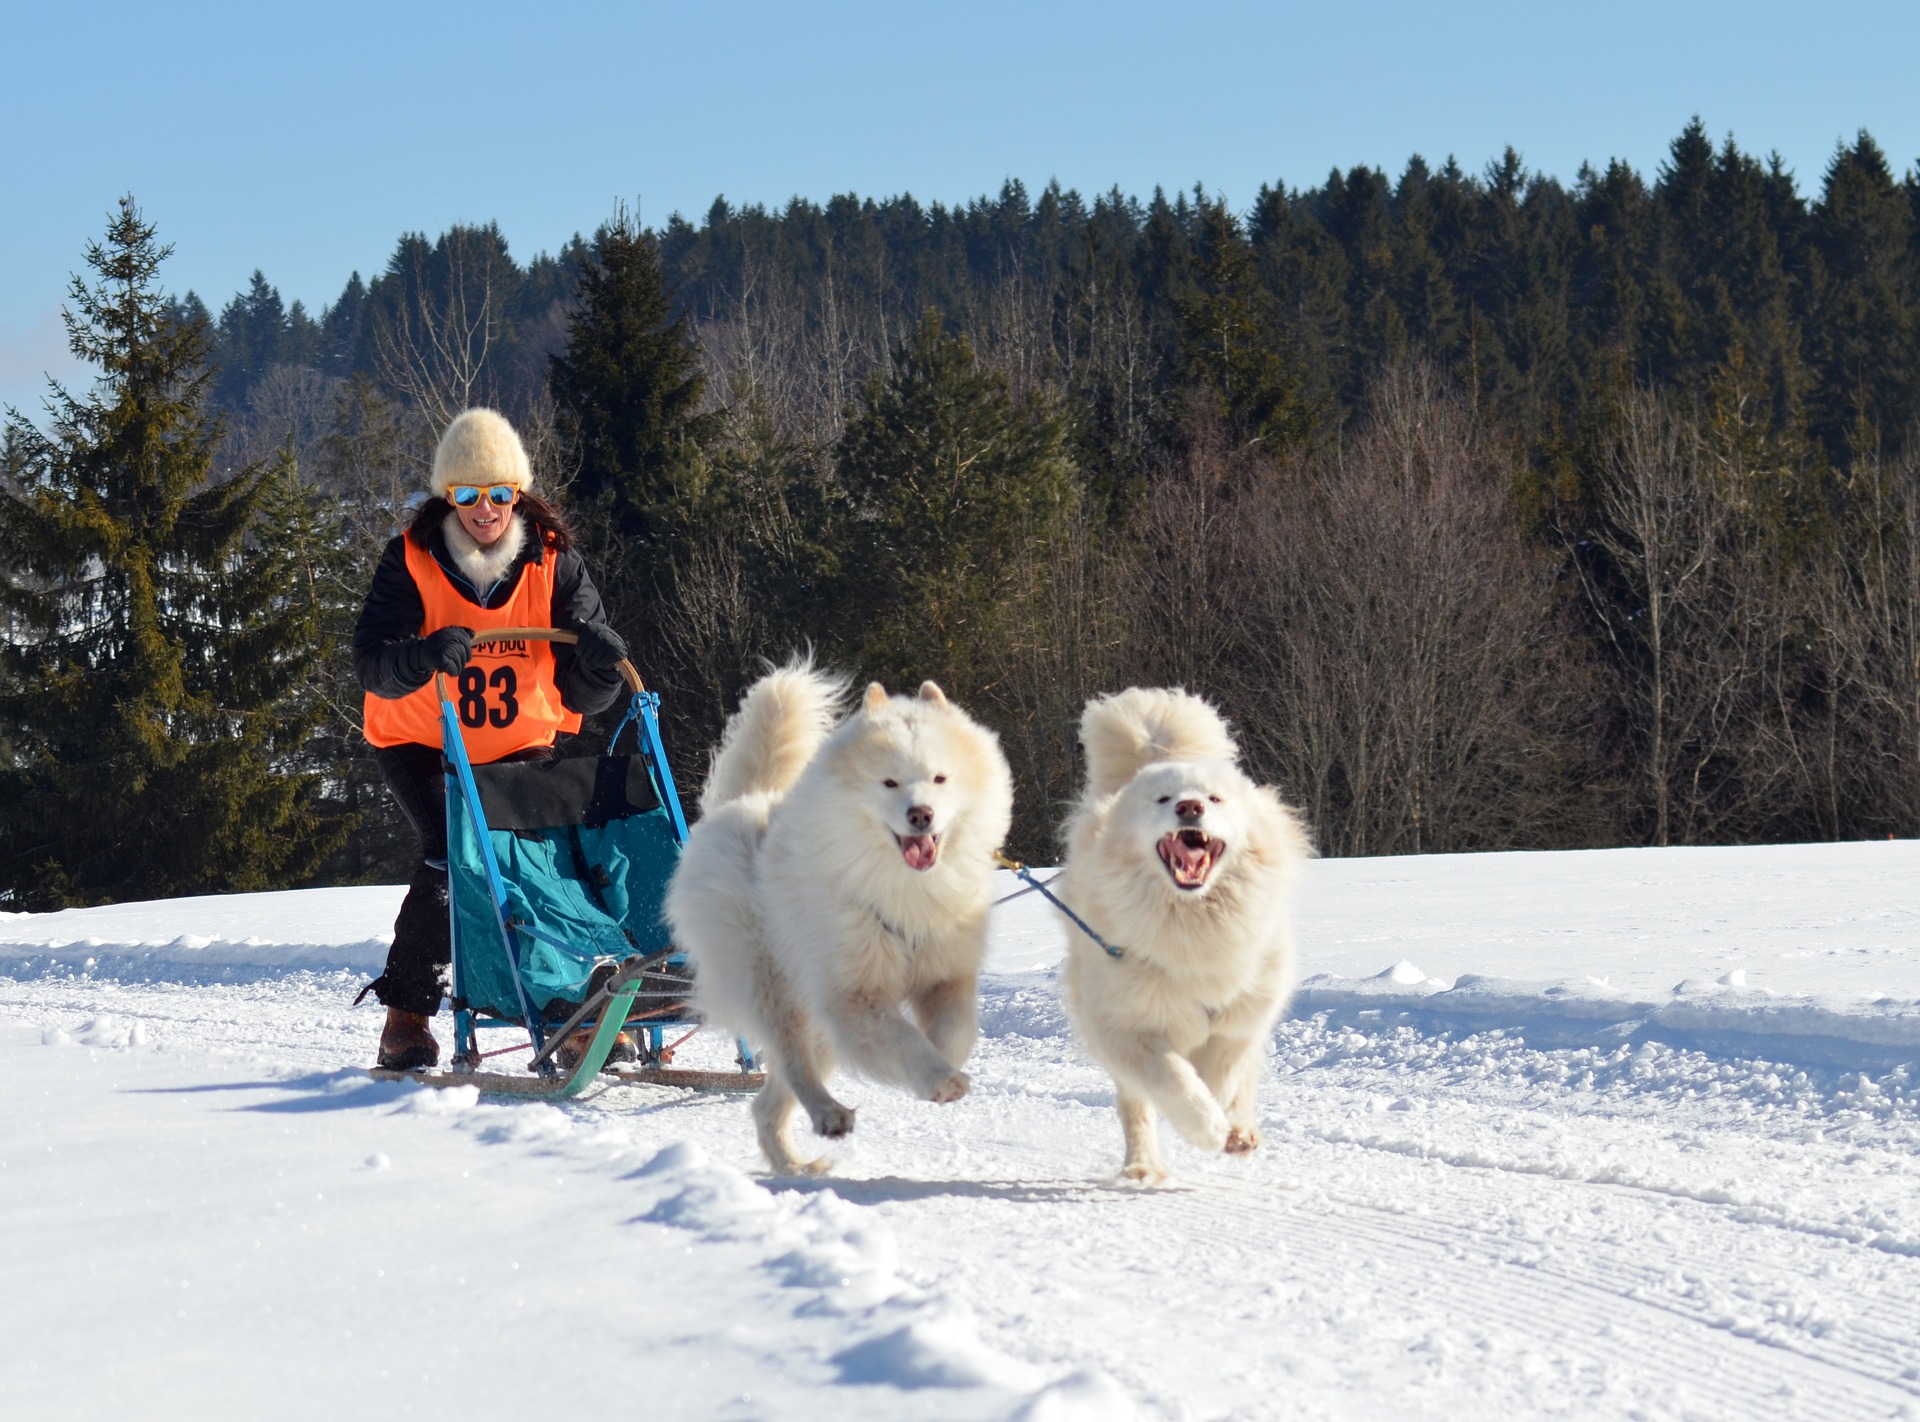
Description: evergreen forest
xmin=7 ymin=118 xmax=1920 ymax=906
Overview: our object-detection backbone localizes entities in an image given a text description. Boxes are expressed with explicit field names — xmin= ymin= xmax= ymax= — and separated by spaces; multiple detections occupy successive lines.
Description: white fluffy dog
xmin=1054 ymin=688 xmax=1312 ymax=1182
xmin=667 ymin=662 xmax=1014 ymax=1174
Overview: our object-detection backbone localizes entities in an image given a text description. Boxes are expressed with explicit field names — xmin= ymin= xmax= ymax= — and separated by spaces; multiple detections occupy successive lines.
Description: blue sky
xmin=5 ymin=0 xmax=1917 ymax=416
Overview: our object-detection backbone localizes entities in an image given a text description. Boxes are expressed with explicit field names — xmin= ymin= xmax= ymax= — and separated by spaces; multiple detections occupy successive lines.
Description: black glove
xmin=573 ymin=621 xmax=628 ymax=678
xmin=407 ymin=626 xmax=475 ymax=682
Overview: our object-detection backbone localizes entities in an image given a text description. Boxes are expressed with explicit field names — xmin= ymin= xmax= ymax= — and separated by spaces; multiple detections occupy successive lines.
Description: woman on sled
xmin=352 ymin=408 xmax=630 ymax=1069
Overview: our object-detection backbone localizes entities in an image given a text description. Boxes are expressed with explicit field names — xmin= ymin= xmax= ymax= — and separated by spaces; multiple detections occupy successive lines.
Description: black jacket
xmin=352 ymin=527 xmax=626 ymax=718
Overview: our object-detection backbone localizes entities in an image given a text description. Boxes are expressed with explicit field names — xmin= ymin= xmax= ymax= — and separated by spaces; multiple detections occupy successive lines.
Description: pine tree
xmin=319 ymin=272 xmax=367 ymax=377
xmin=549 ymin=203 xmax=721 ymax=558
xmin=1569 ymin=158 xmax=1663 ymax=387
xmin=0 ymin=197 xmax=340 ymax=908
xmin=1133 ymin=187 xmax=1194 ymax=372
xmin=213 ymin=270 xmax=291 ymax=413
xmin=1390 ymin=157 xmax=1465 ymax=361
xmin=834 ymin=314 xmax=1075 ymax=690
xmin=1174 ymin=197 xmax=1315 ymax=451
xmin=1649 ymin=123 xmax=1805 ymax=427
xmin=1804 ymin=134 xmax=1919 ymax=461
xmin=1249 ymin=181 xmax=1350 ymax=424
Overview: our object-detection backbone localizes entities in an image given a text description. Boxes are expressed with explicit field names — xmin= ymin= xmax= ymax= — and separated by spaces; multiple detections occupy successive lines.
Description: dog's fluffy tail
xmin=1080 ymin=688 xmax=1238 ymax=799
xmin=699 ymin=657 xmax=847 ymax=815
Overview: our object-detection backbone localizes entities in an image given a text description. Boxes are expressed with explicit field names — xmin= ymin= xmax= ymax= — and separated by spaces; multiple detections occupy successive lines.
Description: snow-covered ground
xmin=5 ymin=842 xmax=1920 ymax=1421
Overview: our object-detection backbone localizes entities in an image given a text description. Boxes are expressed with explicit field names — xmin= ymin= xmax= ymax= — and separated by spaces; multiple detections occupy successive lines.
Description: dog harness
xmin=992 ymin=851 xmax=1126 ymax=960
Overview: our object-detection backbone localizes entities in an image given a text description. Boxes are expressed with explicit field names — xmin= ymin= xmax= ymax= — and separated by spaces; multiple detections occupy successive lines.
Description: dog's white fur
xmin=1055 ymin=688 xmax=1312 ymax=1182
xmin=667 ymin=661 xmax=1014 ymax=1174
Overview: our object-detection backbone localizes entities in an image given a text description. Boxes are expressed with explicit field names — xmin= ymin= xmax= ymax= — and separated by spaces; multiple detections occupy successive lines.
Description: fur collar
xmin=440 ymin=514 xmax=529 ymax=595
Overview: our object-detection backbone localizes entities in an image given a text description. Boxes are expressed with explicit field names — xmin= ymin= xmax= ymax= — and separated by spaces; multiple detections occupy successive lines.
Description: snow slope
xmin=5 ymin=842 xmax=1920 ymax=1420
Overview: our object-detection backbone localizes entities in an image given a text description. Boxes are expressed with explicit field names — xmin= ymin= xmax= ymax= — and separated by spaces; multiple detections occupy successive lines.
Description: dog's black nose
xmin=907 ymin=804 xmax=934 ymax=832
xmin=1175 ymin=799 xmax=1206 ymax=822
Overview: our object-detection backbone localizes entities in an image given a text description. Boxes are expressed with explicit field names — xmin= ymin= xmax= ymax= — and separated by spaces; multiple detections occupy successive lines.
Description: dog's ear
xmin=863 ymin=682 xmax=890 ymax=715
xmin=917 ymin=680 xmax=949 ymax=707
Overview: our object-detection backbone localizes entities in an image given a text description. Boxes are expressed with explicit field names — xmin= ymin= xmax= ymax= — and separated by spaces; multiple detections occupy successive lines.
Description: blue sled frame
xmin=369 ymin=626 xmax=762 ymax=1098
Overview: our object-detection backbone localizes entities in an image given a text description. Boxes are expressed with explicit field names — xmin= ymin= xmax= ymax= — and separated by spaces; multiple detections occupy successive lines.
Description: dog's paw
xmin=1117 ymin=1160 xmax=1168 ymax=1186
xmin=764 ymin=1151 xmax=832 ymax=1177
xmin=927 ymin=1069 xmax=971 ymax=1104
xmin=1172 ymin=1104 xmax=1230 ymax=1153
xmin=1224 ymin=1125 xmax=1260 ymax=1155
xmin=812 ymin=1102 xmax=856 ymax=1139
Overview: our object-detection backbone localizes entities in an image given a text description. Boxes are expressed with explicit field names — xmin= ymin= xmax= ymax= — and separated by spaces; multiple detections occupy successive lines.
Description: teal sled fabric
xmin=446 ymin=774 xmax=679 ymax=1022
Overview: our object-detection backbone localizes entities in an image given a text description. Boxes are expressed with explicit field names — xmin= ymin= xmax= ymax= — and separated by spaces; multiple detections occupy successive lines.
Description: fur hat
xmin=431 ymin=409 xmax=533 ymax=497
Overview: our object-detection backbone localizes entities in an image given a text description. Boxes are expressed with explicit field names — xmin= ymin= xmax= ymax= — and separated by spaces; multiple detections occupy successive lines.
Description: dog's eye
xmin=883 ymin=779 xmax=898 ymax=789
xmin=934 ymin=774 xmax=947 ymax=784
xmin=1209 ymin=795 xmax=1222 ymax=804
xmin=1156 ymin=795 xmax=1171 ymax=804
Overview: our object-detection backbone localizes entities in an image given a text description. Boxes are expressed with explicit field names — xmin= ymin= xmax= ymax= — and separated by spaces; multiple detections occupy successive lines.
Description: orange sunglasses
xmin=448 ymin=484 xmax=519 ymax=508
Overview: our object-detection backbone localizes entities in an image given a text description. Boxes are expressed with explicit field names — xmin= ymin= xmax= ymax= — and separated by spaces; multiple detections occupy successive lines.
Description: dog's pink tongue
xmin=901 ymin=835 xmax=939 ymax=871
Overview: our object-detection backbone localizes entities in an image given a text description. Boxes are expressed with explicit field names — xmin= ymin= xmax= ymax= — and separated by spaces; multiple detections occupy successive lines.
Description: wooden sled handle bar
xmin=452 ymin=625 xmax=646 ymax=694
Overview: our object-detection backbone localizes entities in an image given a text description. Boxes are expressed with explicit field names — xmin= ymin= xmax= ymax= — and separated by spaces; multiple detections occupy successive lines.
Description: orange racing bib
xmin=361 ymin=535 xmax=584 ymax=760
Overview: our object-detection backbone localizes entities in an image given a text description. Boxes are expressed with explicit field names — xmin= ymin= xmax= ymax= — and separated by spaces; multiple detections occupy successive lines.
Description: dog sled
xmin=369 ymin=627 xmax=762 ymax=1098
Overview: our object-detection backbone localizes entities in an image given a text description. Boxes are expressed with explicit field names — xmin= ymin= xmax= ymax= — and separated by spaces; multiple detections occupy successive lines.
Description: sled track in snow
xmin=793 ymin=1094 xmax=1920 ymax=1421
xmin=1149 ymin=1153 xmax=1920 ymax=1420
xmin=1348 ymin=1188 xmax=1920 ymax=1396
xmin=1336 ymin=1199 xmax=1913 ymax=1416
xmin=13 ymin=968 xmax=1920 ymax=1420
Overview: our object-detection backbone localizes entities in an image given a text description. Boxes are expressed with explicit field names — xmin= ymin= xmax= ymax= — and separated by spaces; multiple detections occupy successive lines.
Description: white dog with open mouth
xmin=667 ymin=662 xmax=1014 ymax=1174
xmin=1053 ymin=688 xmax=1312 ymax=1182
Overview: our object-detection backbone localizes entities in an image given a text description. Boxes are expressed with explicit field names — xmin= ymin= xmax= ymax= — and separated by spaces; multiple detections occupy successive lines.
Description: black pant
xmin=364 ymin=742 xmax=551 ymax=1017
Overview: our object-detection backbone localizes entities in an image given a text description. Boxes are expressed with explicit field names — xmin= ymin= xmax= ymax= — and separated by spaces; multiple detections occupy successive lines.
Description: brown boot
xmin=556 ymin=1027 xmax=639 ymax=1073
xmin=377 ymin=1008 xmax=440 ymax=1070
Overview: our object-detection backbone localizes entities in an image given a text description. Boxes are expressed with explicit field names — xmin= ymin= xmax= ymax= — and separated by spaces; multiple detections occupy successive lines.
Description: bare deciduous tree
xmin=1567 ymin=384 xmax=1895 ymax=845
xmin=982 ymin=500 xmax=1133 ymax=850
xmin=1267 ymin=364 xmax=1586 ymax=853
xmin=1804 ymin=443 xmax=1920 ymax=834
xmin=1579 ymin=388 xmax=1753 ymax=845
xmin=225 ymin=364 xmax=343 ymax=475
xmin=1131 ymin=396 xmax=1254 ymax=694
xmin=654 ymin=534 xmax=766 ymax=740
xmin=369 ymin=230 xmax=507 ymax=436
xmin=1132 ymin=364 xmax=1590 ymax=856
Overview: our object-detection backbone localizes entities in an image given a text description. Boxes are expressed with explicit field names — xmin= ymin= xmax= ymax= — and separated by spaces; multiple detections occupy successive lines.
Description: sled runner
xmin=369 ymin=627 xmax=762 ymax=1098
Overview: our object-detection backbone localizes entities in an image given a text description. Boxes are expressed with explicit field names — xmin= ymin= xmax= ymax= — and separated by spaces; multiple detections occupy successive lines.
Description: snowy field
xmin=5 ymin=841 xmax=1920 ymax=1421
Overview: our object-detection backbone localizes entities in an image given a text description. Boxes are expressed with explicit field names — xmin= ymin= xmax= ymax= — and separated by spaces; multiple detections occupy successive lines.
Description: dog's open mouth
xmin=896 ymin=833 xmax=941 ymax=871
xmin=1158 ymin=829 xmax=1225 ymax=890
